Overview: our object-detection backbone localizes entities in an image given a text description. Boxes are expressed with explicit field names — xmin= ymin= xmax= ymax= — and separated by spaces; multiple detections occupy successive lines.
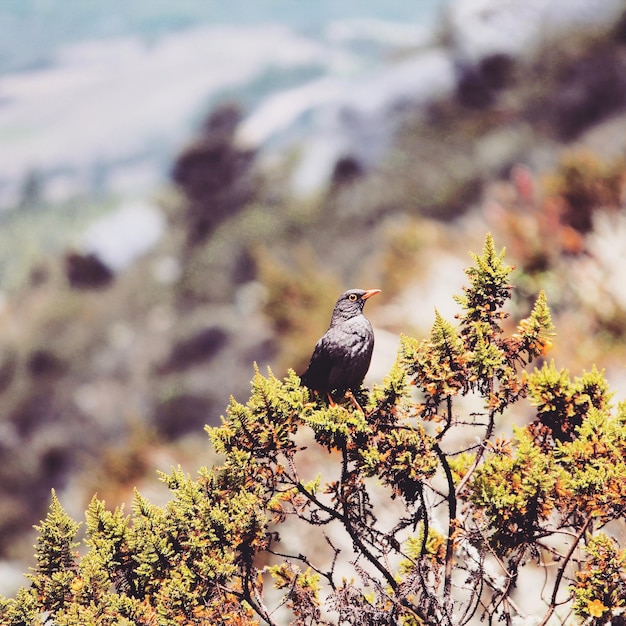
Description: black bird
xmin=300 ymin=288 xmax=380 ymax=404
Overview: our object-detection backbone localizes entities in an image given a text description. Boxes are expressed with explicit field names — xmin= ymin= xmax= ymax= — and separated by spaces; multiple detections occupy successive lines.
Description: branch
xmin=295 ymin=475 xmax=427 ymax=622
xmin=239 ymin=565 xmax=280 ymax=626
xmin=436 ymin=396 xmax=454 ymax=441
xmin=433 ymin=442 xmax=457 ymax=624
xmin=267 ymin=546 xmax=337 ymax=591
xmin=537 ymin=514 xmax=593 ymax=626
xmin=294 ymin=481 xmax=397 ymax=592
xmin=455 ymin=408 xmax=497 ymax=496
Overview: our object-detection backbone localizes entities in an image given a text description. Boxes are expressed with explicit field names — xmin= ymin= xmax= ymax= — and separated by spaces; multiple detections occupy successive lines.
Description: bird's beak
xmin=361 ymin=289 xmax=381 ymax=300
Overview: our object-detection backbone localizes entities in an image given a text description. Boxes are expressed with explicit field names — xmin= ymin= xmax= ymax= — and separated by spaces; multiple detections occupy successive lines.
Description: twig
xmin=455 ymin=408 xmax=497 ymax=496
xmin=436 ymin=396 xmax=454 ymax=441
xmin=294 ymin=481 xmax=397 ymax=592
xmin=537 ymin=514 xmax=593 ymax=626
xmin=267 ymin=547 xmax=336 ymax=590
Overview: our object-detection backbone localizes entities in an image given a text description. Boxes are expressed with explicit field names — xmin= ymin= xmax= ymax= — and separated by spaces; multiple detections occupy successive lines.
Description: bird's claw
xmin=345 ymin=390 xmax=365 ymax=414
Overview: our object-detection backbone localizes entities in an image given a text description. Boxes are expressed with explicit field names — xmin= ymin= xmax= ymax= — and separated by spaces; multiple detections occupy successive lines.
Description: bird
xmin=300 ymin=288 xmax=381 ymax=405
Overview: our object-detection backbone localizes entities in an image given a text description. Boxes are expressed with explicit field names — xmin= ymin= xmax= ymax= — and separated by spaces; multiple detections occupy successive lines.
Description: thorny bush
xmin=2 ymin=234 xmax=626 ymax=626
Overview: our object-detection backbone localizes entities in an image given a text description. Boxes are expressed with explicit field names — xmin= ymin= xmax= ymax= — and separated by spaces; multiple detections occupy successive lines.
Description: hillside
xmin=2 ymin=3 xmax=626 ymax=598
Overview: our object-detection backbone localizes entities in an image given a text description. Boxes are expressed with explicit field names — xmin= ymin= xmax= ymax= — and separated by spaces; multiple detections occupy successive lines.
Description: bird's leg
xmin=326 ymin=392 xmax=337 ymax=407
xmin=345 ymin=390 xmax=364 ymax=414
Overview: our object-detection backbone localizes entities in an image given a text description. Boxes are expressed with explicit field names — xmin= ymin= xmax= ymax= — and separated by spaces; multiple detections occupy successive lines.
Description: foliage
xmin=2 ymin=234 xmax=626 ymax=625
xmin=487 ymin=151 xmax=626 ymax=284
xmin=543 ymin=151 xmax=626 ymax=234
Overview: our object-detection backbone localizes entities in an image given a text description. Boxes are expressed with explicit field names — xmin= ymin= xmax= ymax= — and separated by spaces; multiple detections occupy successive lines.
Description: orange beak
xmin=361 ymin=289 xmax=381 ymax=300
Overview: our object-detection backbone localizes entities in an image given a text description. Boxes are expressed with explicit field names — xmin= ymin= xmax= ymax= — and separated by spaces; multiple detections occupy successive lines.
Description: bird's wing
xmin=324 ymin=323 xmax=373 ymax=390
xmin=301 ymin=318 xmax=374 ymax=392
xmin=300 ymin=335 xmax=333 ymax=390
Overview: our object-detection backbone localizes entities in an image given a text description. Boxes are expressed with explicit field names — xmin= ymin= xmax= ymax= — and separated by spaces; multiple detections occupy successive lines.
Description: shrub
xmin=2 ymin=234 xmax=625 ymax=626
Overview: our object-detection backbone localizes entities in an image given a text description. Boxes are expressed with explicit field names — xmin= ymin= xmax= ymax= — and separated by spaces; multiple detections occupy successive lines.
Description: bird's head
xmin=331 ymin=288 xmax=381 ymax=321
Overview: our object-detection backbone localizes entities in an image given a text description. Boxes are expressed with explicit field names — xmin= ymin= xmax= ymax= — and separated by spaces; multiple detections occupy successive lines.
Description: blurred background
xmin=2 ymin=0 xmax=626 ymax=596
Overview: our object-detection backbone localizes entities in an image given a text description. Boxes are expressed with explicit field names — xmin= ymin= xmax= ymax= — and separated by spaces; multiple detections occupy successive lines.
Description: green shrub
xmin=3 ymin=234 xmax=625 ymax=626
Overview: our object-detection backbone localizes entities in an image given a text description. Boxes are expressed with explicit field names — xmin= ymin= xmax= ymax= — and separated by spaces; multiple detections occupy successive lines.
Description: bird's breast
xmin=326 ymin=318 xmax=374 ymax=368
xmin=337 ymin=317 xmax=372 ymax=343
xmin=303 ymin=313 xmax=375 ymax=393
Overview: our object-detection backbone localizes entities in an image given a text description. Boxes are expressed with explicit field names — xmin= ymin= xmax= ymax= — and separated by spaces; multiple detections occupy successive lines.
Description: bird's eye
xmin=348 ymin=293 xmax=358 ymax=302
